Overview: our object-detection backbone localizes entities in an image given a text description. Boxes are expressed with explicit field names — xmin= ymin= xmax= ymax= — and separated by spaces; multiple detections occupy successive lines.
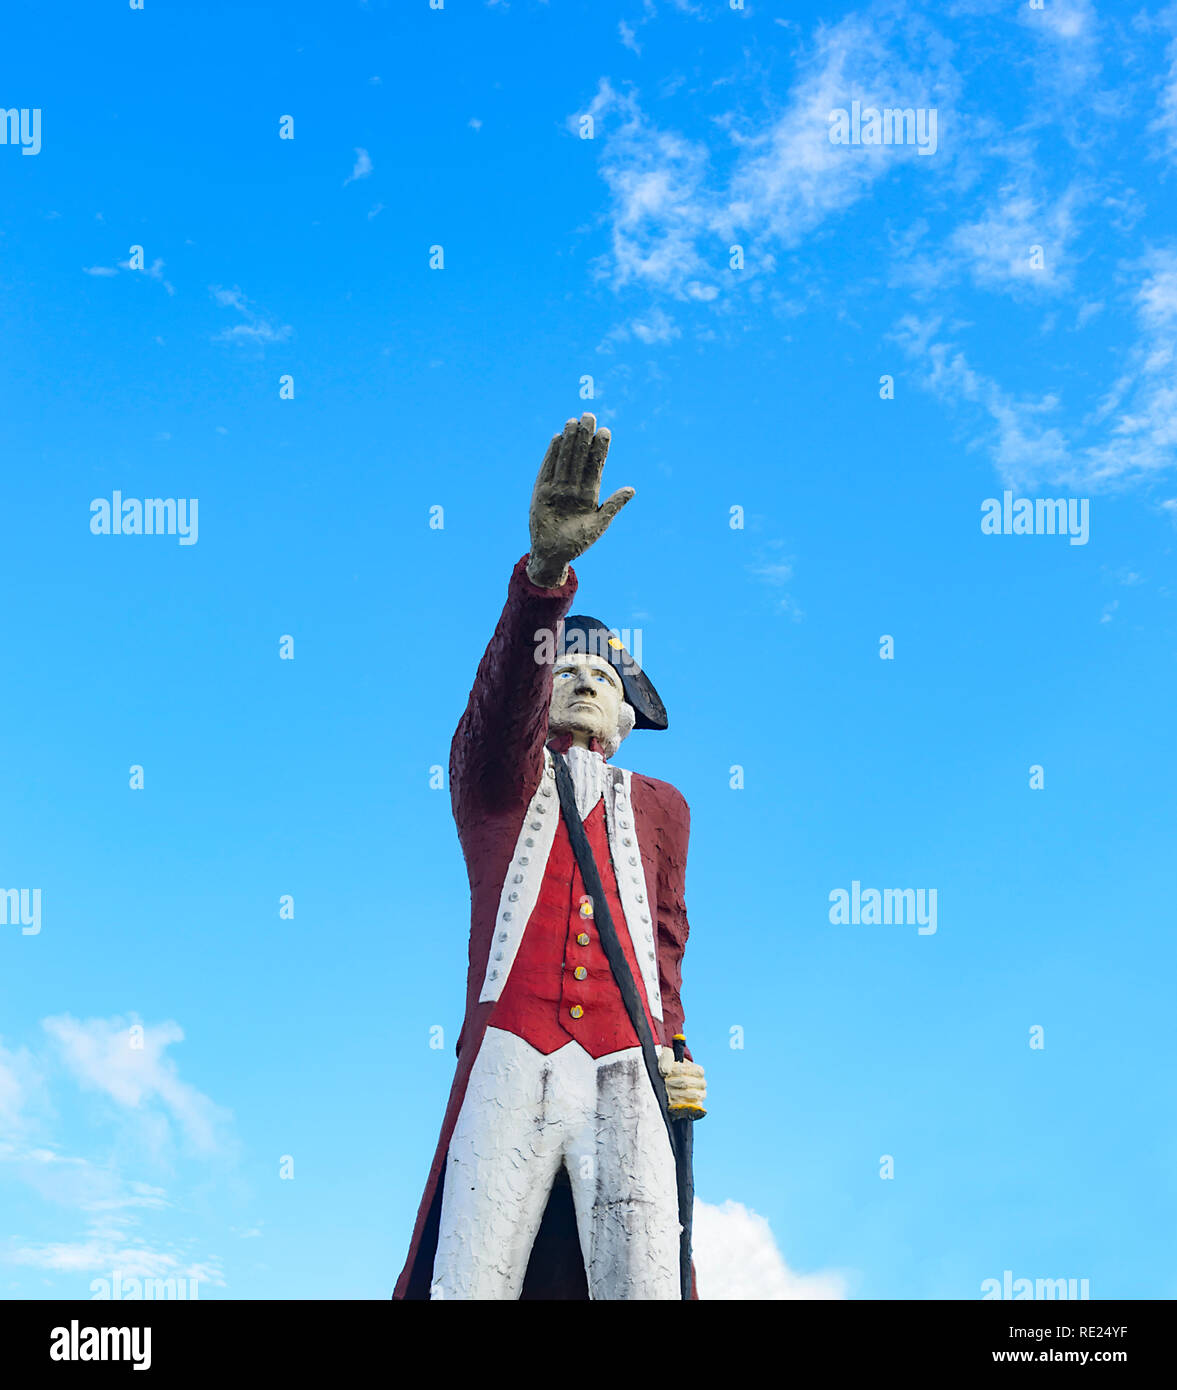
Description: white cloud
xmin=210 ymin=284 xmax=291 ymax=347
xmin=892 ymin=313 xmax=1071 ymax=489
xmin=631 ymin=306 xmax=680 ymax=343
xmin=215 ymin=322 xmax=292 ymax=344
xmin=599 ymin=305 xmax=683 ymax=351
xmin=619 ymin=20 xmax=641 ymax=55
xmin=10 ymin=1230 xmax=224 ymax=1287
xmin=84 ymin=257 xmax=174 ymax=294
xmin=894 ymin=247 xmax=1177 ymax=491
xmin=1018 ymin=0 xmax=1103 ymax=111
xmin=117 ymin=256 xmax=175 ymax=296
xmin=1151 ymin=20 xmax=1177 ymax=165
xmin=579 ymin=80 xmax=717 ymax=297
xmin=693 ymin=1199 xmax=848 ymax=1299
xmin=1 ymin=1021 xmax=231 ymax=1294
xmin=749 ymin=547 xmax=803 ymax=621
xmin=728 ymin=13 xmax=955 ymax=249
xmin=949 ymin=183 xmax=1084 ymax=297
xmin=0 ymin=1041 xmax=41 ymax=1137
xmin=211 ymin=285 xmax=246 ymax=311
xmin=344 ymin=147 xmax=373 ymax=185
xmin=43 ymin=1014 xmax=231 ymax=1157
xmin=1080 ymin=247 xmax=1177 ymax=486
xmin=581 ymin=14 xmax=957 ymax=299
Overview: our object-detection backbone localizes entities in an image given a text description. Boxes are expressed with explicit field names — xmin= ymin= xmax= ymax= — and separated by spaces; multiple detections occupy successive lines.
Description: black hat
xmin=558 ymin=614 xmax=668 ymax=731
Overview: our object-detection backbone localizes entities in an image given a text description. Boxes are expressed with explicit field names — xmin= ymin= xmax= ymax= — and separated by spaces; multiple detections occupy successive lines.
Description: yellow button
xmin=579 ymin=902 xmax=594 ymax=918
xmin=576 ymin=932 xmax=590 ymax=946
xmin=570 ymin=1005 xmax=584 ymax=1020
xmin=573 ymin=966 xmax=587 ymax=980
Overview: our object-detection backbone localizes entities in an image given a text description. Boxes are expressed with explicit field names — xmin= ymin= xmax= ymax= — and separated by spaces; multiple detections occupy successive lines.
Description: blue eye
xmin=557 ymin=671 xmax=574 ymax=680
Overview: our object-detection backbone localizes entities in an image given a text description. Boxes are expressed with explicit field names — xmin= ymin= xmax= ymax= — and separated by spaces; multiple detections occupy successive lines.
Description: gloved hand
xmin=658 ymin=1046 xmax=706 ymax=1111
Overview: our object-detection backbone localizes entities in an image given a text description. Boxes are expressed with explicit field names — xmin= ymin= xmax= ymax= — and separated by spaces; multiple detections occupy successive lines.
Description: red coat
xmin=393 ymin=556 xmax=697 ymax=1300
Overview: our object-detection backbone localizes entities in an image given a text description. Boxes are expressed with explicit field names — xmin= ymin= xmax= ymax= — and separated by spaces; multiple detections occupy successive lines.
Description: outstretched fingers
xmin=566 ymin=412 xmax=596 ymax=488
xmin=594 ymin=485 xmax=635 ymax=533
xmin=552 ymin=415 xmax=583 ymax=484
xmin=535 ymin=431 xmax=563 ymax=488
xmin=583 ymin=423 xmax=611 ymax=492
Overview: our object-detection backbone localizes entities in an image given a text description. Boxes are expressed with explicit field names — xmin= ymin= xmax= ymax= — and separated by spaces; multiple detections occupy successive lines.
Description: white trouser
xmin=431 ymin=1026 xmax=680 ymax=1300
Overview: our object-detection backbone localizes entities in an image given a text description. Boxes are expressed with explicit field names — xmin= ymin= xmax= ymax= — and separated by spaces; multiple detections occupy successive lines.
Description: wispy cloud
xmin=10 ymin=1229 xmax=224 ymax=1288
xmin=892 ymin=313 xmax=1071 ymax=489
xmin=43 ymin=1013 xmax=232 ymax=1157
xmin=82 ymin=257 xmax=175 ymax=295
xmin=748 ymin=545 xmax=803 ymax=621
xmin=118 ymin=256 xmax=175 ymax=296
xmin=1 ymin=1020 xmax=232 ymax=1290
xmin=579 ymin=12 xmax=958 ymax=300
xmin=1081 ymin=246 xmax=1177 ymax=486
xmin=210 ymin=284 xmax=291 ymax=346
xmin=1149 ymin=12 xmax=1177 ymax=166
xmin=727 ymin=12 xmax=956 ymax=249
xmin=948 ymin=183 xmax=1085 ymax=298
xmin=1018 ymin=0 xmax=1105 ymax=119
xmin=602 ymin=305 xmax=682 ymax=350
xmin=894 ymin=247 xmax=1177 ymax=490
xmin=344 ymin=147 xmax=373 ymax=185
xmin=577 ymin=3 xmax=1176 ymax=504
xmin=578 ymin=79 xmax=717 ymax=298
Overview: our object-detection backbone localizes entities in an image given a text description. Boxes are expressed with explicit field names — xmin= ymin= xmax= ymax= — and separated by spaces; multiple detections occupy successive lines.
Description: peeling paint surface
xmin=431 ymin=1028 xmax=679 ymax=1300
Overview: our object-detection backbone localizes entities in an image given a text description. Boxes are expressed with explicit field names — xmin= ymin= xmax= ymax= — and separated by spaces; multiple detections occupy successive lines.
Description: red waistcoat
xmin=489 ymin=799 xmax=656 ymax=1059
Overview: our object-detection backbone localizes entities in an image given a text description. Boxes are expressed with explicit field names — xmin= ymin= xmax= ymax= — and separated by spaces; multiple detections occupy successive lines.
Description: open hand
xmin=526 ymin=413 xmax=634 ymax=588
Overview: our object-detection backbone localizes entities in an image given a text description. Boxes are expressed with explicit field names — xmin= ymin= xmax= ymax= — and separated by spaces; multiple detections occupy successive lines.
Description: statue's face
xmin=548 ymin=655 xmax=624 ymax=747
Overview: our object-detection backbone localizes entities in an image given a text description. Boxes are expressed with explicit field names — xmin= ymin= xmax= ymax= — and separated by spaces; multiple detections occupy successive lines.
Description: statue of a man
xmin=394 ymin=414 xmax=706 ymax=1301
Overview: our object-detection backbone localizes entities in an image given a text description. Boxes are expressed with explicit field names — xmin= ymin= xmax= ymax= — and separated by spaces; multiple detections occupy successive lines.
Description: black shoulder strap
xmin=551 ymin=750 xmax=675 ymax=1148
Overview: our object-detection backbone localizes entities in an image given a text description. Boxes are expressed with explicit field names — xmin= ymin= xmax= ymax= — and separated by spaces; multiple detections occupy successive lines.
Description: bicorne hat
xmin=558 ymin=614 xmax=668 ymax=731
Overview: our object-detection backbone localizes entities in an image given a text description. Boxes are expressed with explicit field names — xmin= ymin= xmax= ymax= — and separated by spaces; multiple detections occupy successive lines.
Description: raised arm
xmin=450 ymin=414 xmax=635 ymax=815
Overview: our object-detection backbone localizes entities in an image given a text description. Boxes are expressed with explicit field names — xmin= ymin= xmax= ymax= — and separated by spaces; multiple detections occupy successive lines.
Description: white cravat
xmin=564 ymin=744 xmax=610 ymax=820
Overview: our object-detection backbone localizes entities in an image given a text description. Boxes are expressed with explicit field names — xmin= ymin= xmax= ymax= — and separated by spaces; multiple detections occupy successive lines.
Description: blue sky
xmin=1 ymin=0 xmax=1175 ymax=1299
